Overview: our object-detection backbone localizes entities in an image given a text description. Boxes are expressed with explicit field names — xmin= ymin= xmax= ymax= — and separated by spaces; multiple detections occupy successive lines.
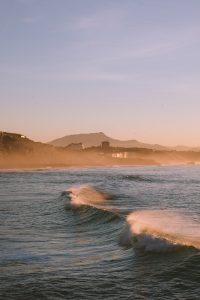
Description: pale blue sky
xmin=1 ymin=0 xmax=200 ymax=145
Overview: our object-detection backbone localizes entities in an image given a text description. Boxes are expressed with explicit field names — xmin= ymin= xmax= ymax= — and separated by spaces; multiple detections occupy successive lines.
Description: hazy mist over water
xmin=1 ymin=166 xmax=200 ymax=299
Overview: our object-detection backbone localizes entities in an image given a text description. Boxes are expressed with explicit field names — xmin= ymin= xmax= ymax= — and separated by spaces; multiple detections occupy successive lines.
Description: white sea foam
xmin=126 ymin=210 xmax=200 ymax=251
xmin=67 ymin=185 xmax=110 ymax=207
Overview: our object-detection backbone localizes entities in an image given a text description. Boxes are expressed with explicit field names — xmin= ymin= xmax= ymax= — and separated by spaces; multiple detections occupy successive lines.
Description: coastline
xmin=0 ymin=160 xmax=159 ymax=170
xmin=1 ymin=149 xmax=199 ymax=170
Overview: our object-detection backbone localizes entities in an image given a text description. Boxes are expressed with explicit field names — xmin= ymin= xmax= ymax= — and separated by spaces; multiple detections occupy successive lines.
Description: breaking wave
xmin=67 ymin=185 xmax=110 ymax=206
xmin=60 ymin=185 xmax=121 ymax=231
xmin=62 ymin=186 xmax=200 ymax=252
xmin=61 ymin=185 xmax=120 ymax=219
xmin=124 ymin=210 xmax=200 ymax=251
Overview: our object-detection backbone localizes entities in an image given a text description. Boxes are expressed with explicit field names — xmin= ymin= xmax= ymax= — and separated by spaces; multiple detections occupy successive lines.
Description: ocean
xmin=0 ymin=165 xmax=200 ymax=299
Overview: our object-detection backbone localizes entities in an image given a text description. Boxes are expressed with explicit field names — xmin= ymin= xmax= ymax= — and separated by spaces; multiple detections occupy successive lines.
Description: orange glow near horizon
xmin=1 ymin=1 xmax=200 ymax=148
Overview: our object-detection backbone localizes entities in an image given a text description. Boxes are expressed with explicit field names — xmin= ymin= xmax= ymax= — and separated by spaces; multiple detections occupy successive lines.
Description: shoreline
xmin=1 ymin=162 xmax=198 ymax=172
xmin=0 ymin=162 xmax=159 ymax=171
xmin=1 ymin=150 xmax=199 ymax=171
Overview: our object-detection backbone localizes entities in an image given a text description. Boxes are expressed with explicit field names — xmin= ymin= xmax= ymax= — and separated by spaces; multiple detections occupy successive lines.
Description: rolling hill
xmin=49 ymin=132 xmax=168 ymax=150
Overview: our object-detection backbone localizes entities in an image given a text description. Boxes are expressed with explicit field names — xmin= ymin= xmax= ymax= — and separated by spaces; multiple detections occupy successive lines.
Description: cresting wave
xmin=65 ymin=185 xmax=119 ymax=215
xmin=63 ymin=185 xmax=200 ymax=252
xmin=62 ymin=185 xmax=121 ymax=226
xmin=66 ymin=185 xmax=110 ymax=206
xmin=126 ymin=210 xmax=200 ymax=251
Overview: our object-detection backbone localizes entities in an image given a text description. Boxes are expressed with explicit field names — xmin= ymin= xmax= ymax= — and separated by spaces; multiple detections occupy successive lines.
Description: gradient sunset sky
xmin=1 ymin=0 xmax=200 ymax=146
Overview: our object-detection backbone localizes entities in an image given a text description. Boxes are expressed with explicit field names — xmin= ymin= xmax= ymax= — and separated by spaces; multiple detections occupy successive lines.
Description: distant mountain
xmin=49 ymin=132 xmax=169 ymax=150
xmin=2 ymin=131 xmax=199 ymax=154
xmin=2 ymin=131 xmax=200 ymax=169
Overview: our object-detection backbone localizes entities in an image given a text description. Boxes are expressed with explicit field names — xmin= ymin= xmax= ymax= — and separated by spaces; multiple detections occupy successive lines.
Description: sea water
xmin=0 ymin=166 xmax=200 ymax=299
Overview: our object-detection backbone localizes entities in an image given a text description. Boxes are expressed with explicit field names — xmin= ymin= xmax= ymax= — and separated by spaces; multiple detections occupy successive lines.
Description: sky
xmin=1 ymin=0 xmax=200 ymax=146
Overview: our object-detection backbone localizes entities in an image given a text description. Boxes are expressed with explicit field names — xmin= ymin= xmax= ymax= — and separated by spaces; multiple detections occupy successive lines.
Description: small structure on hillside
xmin=101 ymin=141 xmax=110 ymax=150
xmin=66 ymin=142 xmax=84 ymax=150
xmin=0 ymin=132 xmax=26 ymax=139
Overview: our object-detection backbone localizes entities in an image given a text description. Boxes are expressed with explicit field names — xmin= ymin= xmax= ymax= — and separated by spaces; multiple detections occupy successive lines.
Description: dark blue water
xmin=0 ymin=166 xmax=200 ymax=299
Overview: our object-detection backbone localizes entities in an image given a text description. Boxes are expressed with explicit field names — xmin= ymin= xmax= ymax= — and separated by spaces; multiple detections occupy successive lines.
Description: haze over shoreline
xmin=1 ymin=130 xmax=200 ymax=169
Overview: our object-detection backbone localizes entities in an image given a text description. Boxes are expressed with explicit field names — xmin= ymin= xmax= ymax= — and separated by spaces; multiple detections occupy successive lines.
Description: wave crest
xmin=67 ymin=185 xmax=110 ymax=206
xmin=62 ymin=185 xmax=120 ymax=224
xmin=125 ymin=210 xmax=200 ymax=251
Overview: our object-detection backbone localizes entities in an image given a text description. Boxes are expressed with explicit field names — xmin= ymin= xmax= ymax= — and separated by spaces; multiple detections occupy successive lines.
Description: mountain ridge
xmin=48 ymin=132 xmax=169 ymax=150
xmin=1 ymin=131 xmax=200 ymax=169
